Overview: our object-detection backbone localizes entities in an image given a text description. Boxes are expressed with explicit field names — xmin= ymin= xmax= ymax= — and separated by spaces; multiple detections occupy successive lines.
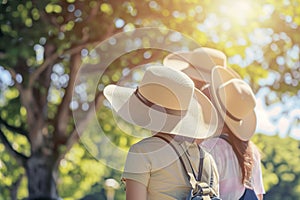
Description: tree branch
xmin=27 ymin=40 xmax=101 ymax=89
xmin=54 ymin=91 xmax=104 ymax=168
xmin=7 ymin=68 xmax=23 ymax=92
xmin=28 ymin=15 xmax=118 ymax=88
xmin=0 ymin=117 xmax=29 ymax=141
xmin=28 ymin=51 xmax=59 ymax=88
xmin=48 ymin=25 xmax=117 ymax=140
xmin=53 ymin=52 xmax=81 ymax=141
xmin=0 ymin=128 xmax=28 ymax=166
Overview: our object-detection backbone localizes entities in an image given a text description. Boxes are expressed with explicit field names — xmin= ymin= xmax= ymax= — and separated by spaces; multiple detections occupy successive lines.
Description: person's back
xmin=202 ymin=136 xmax=264 ymax=200
xmin=123 ymin=136 xmax=219 ymax=199
xmin=202 ymin=137 xmax=243 ymax=199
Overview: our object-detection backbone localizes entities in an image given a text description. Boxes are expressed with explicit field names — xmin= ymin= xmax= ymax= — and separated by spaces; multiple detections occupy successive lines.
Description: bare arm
xmin=125 ymin=179 xmax=147 ymax=200
xmin=257 ymin=194 xmax=263 ymax=200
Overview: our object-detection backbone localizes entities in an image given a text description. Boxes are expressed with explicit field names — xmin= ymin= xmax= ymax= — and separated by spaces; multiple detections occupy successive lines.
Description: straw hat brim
xmin=211 ymin=66 xmax=257 ymax=141
xmin=104 ymin=84 xmax=218 ymax=139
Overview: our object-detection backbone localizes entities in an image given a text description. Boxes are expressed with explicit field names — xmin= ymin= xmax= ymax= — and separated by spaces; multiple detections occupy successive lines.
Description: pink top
xmin=201 ymin=137 xmax=265 ymax=200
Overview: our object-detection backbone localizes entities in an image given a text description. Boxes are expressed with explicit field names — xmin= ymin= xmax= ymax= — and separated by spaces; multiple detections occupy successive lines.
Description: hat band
xmin=134 ymin=88 xmax=187 ymax=116
xmin=216 ymin=88 xmax=241 ymax=122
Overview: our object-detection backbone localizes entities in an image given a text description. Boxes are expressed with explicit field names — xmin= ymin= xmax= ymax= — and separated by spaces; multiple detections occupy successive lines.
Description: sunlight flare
xmin=219 ymin=1 xmax=257 ymax=25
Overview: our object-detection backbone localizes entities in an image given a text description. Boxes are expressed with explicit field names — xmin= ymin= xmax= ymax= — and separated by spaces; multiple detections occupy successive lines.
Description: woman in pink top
xmin=202 ymin=124 xmax=264 ymax=200
xmin=201 ymin=66 xmax=265 ymax=200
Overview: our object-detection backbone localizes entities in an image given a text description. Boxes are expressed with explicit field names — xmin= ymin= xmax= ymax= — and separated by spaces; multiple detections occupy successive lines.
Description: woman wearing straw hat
xmin=103 ymin=65 xmax=220 ymax=199
xmin=203 ymin=66 xmax=265 ymax=200
xmin=164 ymin=49 xmax=265 ymax=200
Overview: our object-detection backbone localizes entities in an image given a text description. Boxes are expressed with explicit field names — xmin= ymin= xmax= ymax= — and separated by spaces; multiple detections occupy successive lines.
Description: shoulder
xmin=129 ymin=136 xmax=169 ymax=153
xmin=201 ymin=137 xmax=232 ymax=153
xmin=132 ymin=136 xmax=166 ymax=147
xmin=201 ymin=137 xmax=230 ymax=146
xmin=200 ymin=137 xmax=234 ymax=170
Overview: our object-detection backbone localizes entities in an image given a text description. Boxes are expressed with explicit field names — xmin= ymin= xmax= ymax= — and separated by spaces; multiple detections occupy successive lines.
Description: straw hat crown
xmin=137 ymin=66 xmax=194 ymax=111
xmin=217 ymin=79 xmax=256 ymax=121
xmin=163 ymin=47 xmax=227 ymax=82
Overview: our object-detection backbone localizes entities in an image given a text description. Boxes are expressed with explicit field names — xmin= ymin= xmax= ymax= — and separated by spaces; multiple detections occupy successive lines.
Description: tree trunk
xmin=25 ymin=152 xmax=59 ymax=200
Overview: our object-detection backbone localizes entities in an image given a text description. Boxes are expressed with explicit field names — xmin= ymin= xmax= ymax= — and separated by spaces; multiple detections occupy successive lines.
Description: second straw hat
xmin=211 ymin=66 xmax=257 ymax=141
xmin=163 ymin=47 xmax=226 ymax=82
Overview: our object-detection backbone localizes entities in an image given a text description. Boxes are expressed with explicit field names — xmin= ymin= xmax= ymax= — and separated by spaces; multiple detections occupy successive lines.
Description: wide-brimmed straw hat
xmin=163 ymin=47 xmax=227 ymax=82
xmin=211 ymin=66 xmax=257 ymax=141
xmin=104 ymin=65 xmax=218 ymax=139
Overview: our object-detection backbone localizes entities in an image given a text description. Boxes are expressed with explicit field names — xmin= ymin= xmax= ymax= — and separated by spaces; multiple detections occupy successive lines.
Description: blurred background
xmin=0 ymin=0 xmax=299 ymax=199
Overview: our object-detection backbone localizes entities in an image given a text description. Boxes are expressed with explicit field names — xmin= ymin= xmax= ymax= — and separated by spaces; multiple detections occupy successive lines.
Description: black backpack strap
xmin=153 ymin=134 xmax=197 ymax=179
xmin=218 ymin=134 xmax=230 ymax=143
xmin=210 ymin=159 xmax=216 ymax=189
xmin=197 ymin=146 xmax=204 ymax=181
xmin=195 ymin=147 xmax=214 ymax=189
xmin=219 ymin=134 xmax=231 ymax=145
xmin=200 ymin=148 xmax=214 ymax=188
xmin=195 ymin=145 xmax=216 ymax=194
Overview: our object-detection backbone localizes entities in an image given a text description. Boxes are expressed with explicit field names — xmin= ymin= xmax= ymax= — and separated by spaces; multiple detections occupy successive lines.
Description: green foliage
xmin=0 ymin=138 xmax=28 ymax=200
xmin=252 ymin=134 xmax=300 ymax=199
xmin=57 ymin=143 xmax=109 ymax=199
xmin=0 ymin=0 xmax=45 ymax=68
xmin=97 ymin=103 xmax=149 ymax=148
xmin=0 ymin=87 xmax=29 ymax=200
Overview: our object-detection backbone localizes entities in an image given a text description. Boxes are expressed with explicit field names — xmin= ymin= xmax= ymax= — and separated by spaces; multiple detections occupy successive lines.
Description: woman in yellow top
xmin=103 ymin=65 xmax=220 ymax=199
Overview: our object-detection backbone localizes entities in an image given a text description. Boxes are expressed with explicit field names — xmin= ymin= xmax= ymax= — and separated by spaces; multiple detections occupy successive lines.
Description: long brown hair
xmin=224 ymin=124 xmax=254 ymax=184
